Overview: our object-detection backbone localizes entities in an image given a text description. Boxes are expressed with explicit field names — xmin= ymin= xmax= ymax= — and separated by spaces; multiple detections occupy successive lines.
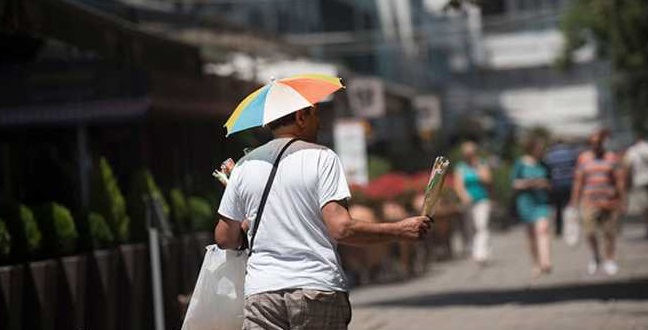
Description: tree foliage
xmin=559 ymin=0 xmax=648 ymax=133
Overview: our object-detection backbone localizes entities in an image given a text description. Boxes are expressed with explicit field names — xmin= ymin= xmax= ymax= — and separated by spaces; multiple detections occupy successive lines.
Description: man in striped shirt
xmin=570 ymin=129 xmax=626 ymax=275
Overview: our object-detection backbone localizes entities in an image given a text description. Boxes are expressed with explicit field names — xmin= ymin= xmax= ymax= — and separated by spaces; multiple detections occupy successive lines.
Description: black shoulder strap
xmin=248 ymin=138 xmax=299 ymax=256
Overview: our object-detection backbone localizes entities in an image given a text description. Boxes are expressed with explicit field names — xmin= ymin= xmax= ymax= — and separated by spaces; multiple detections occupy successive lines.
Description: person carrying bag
xmin=214 ymin=77 xmax=431 ymax=329
xmin=182 ymin=139 xmax=298 ymax=330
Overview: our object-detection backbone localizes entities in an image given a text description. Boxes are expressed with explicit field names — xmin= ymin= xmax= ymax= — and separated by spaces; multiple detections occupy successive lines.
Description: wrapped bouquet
xmin=421 ymin=156 xmax=451 ymax=218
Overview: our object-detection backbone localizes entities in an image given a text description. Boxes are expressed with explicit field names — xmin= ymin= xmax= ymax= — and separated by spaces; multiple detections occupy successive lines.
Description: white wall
xmin=499 ymin=84 xmax=600 ymax=137
xmin=482 ymin=29 xmax=594 ymax=69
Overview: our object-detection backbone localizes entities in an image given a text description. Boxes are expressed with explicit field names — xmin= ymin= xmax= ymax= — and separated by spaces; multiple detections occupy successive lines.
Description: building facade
xmin=0 ymin=0 xmax=276 ymax=212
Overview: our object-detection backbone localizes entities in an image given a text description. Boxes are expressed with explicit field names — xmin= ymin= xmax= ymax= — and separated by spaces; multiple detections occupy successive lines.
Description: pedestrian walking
xmin=544 ymin=138 xmax=579 ymax=236
xmin=570 ymin=129 xmax=626 ymax=275
xmin=215 ymin=77 xmax=431 ymax=329
xmin=623 ymin=132 xmax=648 ymax=238
xmin=512 ymin=137 xmax=553 ymax=277
xmin=454 ymin=141 xmax=492 ymax=264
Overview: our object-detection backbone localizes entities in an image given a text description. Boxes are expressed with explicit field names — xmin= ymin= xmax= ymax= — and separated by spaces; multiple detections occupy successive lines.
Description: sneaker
xmin=603 ymin=260 xmax=619 ymax=275
xmin=587 ymin=260 xmax=598 ymax=275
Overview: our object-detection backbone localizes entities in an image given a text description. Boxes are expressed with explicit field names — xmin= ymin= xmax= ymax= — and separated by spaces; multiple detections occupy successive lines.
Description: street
xmin=349 ymin=220 xmax=648 ymax=330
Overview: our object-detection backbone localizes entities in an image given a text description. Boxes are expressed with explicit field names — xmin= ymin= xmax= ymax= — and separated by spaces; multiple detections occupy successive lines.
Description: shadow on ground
xmin=357 ymin=278 xmax=648 ymax=308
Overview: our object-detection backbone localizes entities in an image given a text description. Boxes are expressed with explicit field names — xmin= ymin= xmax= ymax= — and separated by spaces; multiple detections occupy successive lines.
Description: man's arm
xmin=215 ymin=216 xmax=244 ymax=250
xmin=569 ymin=168 xmax=583 ymax=206
xmin=321 ymin=200 xmax=431 ymax=246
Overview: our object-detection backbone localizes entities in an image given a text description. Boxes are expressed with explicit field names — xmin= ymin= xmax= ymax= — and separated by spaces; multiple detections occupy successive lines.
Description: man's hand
xmin=213 ymin=158 xmax=236 ymax=187
xmin=221 ymin=158 xmax=235 ymax=176
xmin=241 ymin=219 xmax=250 ymax=232
xmin=396 ymin=216 xmax=433 ymax=240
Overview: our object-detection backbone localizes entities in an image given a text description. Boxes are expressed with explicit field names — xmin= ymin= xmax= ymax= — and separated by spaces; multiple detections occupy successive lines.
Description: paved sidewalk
xmin=349 ymin=221 xmax=648 ymax=330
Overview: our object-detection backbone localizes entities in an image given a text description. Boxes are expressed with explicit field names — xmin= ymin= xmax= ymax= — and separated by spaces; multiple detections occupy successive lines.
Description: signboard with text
xmin=347 ymin=78 xmax=385 ymax=119
xmin=413 ymin=95 xmax=442 ymax=132
xmin=333 ymin=120 xmax=369 ymax=186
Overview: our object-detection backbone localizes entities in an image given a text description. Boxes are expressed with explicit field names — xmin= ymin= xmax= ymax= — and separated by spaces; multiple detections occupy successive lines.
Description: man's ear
xmin=295 ymin=109 xmax=307 ymax=128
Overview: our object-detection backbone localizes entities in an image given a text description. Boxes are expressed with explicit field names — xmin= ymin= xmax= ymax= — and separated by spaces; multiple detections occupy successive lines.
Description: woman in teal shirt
xmin=454 ymin=141 xmax=492 ymax=264
xmin=512 ymin=137 xmax=552 ymax=277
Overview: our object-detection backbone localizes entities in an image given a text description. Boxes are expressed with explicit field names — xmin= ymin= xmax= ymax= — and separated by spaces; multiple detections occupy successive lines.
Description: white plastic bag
xmin=563 ymin=206 xmax=580 ymax=246
xmin=182 ymin=245 xmax=247 ymax=330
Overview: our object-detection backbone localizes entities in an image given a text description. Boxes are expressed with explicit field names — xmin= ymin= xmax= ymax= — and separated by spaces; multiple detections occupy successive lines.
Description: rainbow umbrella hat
xmin=224 ymin=74 xmax=344 ymax=136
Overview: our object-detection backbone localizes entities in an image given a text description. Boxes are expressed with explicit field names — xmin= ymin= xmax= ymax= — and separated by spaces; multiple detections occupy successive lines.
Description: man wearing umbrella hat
xmin=215 ymin=75 xmax=432 ymax=329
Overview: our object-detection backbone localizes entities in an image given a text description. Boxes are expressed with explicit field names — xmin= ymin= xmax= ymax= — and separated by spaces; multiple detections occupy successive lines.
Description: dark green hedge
xmin=188 ymin=196 xmax=213 ymax=232
xmin=128 ymin=169 xmax=169 ymax=241
xmin=0 ymin=219 xmax=11 ymax=259
xmin=88 ymin=212 xmax=114 ymax=249
xmin=36 ymin=203 xmax=78 ymax=256
xmin=2 ymin=204 xmax=42 ymax=261
xmin=91 ymin=157 xmax=130 ymax=243
xmin=169 ymin=188 xmax=190 ymax=234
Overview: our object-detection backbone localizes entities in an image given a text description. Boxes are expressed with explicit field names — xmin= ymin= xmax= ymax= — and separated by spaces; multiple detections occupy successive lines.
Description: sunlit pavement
xmin=349 ymin=220 xmax=648 ymax=330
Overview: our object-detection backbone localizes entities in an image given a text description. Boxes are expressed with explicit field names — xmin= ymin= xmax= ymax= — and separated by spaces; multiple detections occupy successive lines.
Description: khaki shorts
xmin=581 ymin=206 xmax=618 ymax=236
xmin=243 ymin=289 xmax=351 ymax=330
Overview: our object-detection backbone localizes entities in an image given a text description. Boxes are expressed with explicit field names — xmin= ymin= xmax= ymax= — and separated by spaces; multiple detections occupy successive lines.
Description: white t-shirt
xmin=625 ymin=140 xmax=648 ymax=187
xmin=218 ymin=138 xmax=351 ymax=296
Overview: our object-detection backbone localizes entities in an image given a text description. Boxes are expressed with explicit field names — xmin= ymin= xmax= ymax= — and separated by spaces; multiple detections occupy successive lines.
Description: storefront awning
xmin=150 ymin=72 xmax=259 ymax=118
xmin=0 ymin=98 xmax=149 ymax=127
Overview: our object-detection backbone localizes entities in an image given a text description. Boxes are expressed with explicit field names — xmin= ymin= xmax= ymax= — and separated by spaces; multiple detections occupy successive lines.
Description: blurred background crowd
xmin=1 ymin=0 xmax=648 ymax=329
